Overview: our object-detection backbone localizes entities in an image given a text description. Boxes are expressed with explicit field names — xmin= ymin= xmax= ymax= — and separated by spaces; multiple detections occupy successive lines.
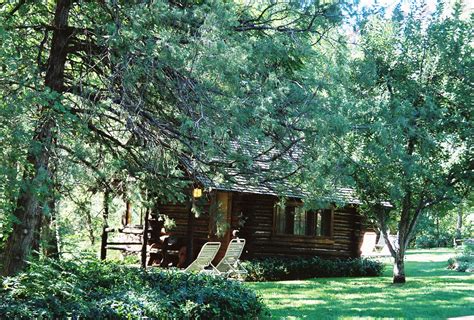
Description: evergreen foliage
xmin=0 ymin=0 xmax=345 ymax=274
xmin=0 ymin=258 xmax=267 ymax=319
xmin=0 ymin=0 xmax=472 ymax=286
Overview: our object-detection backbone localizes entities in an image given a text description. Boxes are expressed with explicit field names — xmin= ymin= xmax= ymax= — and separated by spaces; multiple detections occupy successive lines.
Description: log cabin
xmin=101 ymin=181 xmax=366 ymax=267
xmin=153 ymin=187 xmax=364 ymax=264
xmin=100 ymin=141 xmax=367 ymax=267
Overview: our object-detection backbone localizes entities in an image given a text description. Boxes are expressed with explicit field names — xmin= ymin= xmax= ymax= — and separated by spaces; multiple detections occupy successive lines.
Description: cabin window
xmin=275 ymin=203 xmax=333 ymax=237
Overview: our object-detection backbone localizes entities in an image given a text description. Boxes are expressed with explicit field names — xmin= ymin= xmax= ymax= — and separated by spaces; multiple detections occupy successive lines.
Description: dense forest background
xmin=0 ymin=0 xmax=472 ymax=282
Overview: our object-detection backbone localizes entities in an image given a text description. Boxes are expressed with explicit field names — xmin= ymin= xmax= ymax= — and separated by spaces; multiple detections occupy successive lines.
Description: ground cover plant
xmin=448 ymin=241 xmax=474 ymax=272
xmin=0 ymin=258 xmax=267 ymax=319
xmin=248 ymin=249 xmax=474 ymax=319
xmin=242 ymin=257 xmax=384 ymax=281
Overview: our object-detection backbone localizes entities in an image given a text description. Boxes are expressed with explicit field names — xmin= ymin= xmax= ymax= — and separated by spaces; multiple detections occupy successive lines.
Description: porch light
xmin=193 ymin=188 xmax=203 ymax=198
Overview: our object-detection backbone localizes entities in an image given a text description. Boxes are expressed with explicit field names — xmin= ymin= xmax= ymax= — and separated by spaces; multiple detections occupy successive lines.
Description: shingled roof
xmin=183 ymin=139 xmax=362 ymax=204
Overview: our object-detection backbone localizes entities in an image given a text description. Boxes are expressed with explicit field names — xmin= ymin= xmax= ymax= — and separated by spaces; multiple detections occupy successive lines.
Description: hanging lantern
xmin=193 ymin=188 xmax=203 ymax=198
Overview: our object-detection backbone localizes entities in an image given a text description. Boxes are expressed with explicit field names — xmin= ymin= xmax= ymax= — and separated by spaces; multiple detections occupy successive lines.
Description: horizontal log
xmin=107 ymin=241 xmax=142 ymax=245
xmin=119 ymin=228 xmax=145 ymax=235
xmin=256 ymin=236 xmax=334 ymax=246
xmin=106 ymin=245 xmax=142 ymax=252
xmin=156 ymin=194 xmax=362 ymax=260
xmin=251 ymin=246 xmax=351 ymax=257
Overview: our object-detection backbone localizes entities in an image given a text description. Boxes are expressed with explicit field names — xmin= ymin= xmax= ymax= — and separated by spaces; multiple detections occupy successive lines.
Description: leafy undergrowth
xmin=448 ymin=241 xmax=474 ymax=272
xmin=242 ymin=257 xmax=384 ymax=281
xmin=0 ymin=258 xmax=267 ymax=319
xmin=248 ymin=249 xmax=474 ymax=319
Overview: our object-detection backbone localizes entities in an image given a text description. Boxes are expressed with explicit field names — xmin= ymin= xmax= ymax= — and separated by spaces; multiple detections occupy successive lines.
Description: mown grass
xmin=247 ymin=249 xmax=474 ymax=319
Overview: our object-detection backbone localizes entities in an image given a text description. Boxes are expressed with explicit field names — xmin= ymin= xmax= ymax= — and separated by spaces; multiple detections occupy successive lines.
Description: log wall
xmin=232 ymin=193 xmax=364 ymax=259
xmin=154 ymin=202 xmax=211 ymax=248
xmin=155 ymin=191 xmax=364 ymax=261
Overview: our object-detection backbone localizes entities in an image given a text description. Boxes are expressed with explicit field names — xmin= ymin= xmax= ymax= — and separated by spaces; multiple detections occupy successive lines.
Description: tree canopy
xmin=0 ymin=0 xmax=472 ymax=284
xmin=300 ymin=0 xmax=473 ymax=282
xmin=0 ymin=0 xmax=347 ymax=275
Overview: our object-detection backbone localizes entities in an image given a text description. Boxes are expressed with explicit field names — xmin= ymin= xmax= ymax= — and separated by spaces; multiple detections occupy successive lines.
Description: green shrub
xmin=415 ymin=234 xmax=453 ymax=248
xmin=447 ymin=240 xmax=474 ymax=273
xmin=241 ymin=257 xmax=384 ymax=282
xmin=0 ymin=258 xmax=267 ymax=319
xmin=456 ymin=262 xmax=470 ymax=272
xmin=461 ymin=240 xmax=474 ymax=255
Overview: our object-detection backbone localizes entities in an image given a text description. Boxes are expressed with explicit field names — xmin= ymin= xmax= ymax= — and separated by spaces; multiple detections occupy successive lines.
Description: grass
xmin=247 ymin=248 xmax=474 ymax=319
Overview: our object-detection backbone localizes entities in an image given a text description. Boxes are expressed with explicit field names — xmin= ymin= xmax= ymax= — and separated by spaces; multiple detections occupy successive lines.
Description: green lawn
xmin=247 ymin=249 xmax=474 ymax=319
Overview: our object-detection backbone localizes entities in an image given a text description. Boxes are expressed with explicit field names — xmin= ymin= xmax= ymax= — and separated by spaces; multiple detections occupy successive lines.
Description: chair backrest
xmin=360 ymin=232 xmax=377 ymax=256
xmin=216 ymin=239 xmax=246 ymax=273
xmin=376 ymin=233 xmax=387 ymax=247
xmin=388 ymin=235 xmax=399 ymax=250
xmin=380 ymin=234 xmax=398 ymax=255
xmin=185 ymin=242 xmax=221 ymax=272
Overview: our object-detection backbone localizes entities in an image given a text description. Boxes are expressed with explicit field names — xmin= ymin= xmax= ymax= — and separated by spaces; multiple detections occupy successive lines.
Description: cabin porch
xmin=99 ymin=189 xmax=366 ymax=268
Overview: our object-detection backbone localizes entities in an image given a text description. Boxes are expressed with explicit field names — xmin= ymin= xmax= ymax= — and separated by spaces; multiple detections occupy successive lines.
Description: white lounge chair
xmin=375 ymin=233 xmax=386 ymax=250
xmin=360 ymin=232 xmax=378 ymax=257
xmin=379 ymin=236 xmax=392 ymax=256
xmin=390 ymin=234 xmax=399 ymax=250
xmin=215 ymin=238 xmax=248 ymax=279
xmin=377 ymin=234 xmax=398 ymax=261
xmin=184 ymin=242 xmax=221 ymax=273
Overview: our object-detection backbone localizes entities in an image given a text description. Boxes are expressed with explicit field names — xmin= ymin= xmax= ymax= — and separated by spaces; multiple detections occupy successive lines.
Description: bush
xmin=241 ymin=257 xmax=384 ymax=282
xmin=0 ymin=258 xmax=267 ymax=319
xmin=462 ymin=239 xmax=474 ymax=255
xmin=447 ymin=240 xmax=474 ymax=273
xmin=415 ymin=234 xmax=453 ymax=248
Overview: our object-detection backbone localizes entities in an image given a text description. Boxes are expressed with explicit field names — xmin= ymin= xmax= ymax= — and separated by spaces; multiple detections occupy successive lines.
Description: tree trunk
xmin=42 ymin=159 xmax=59 ymax=258
xmin=392 ymin=230 xmax=408 ymax=283
xmin=2 ymin=119 xmax=55 ymax=275
xmin=100 ymin=189 xmax=110 ymax=260
xmin=141 ymin=208 xmax=150 ymax=268
xmin=1 ymin=0 xmax=73 ymax=276
xmin=85 ymin=197 xmax=96 ymax=246
xmin=31 ymin=208 xmax=42 ymax=258
xmin=380 ymin=228 xmax=407 ymax=284
xmin=185 ymin=197 xmax=194 ymax=267
xmin=55 ymin=199 xmax=62 ymax=255
xmin=41 ymin=195 xmax=59 ymax=258
xmin=393 ymin=252 xmax=406 ymax=283
xmin=436 ymin=216 xmax=440 ymax=247
xmin=455 ymin=206 xmax=463 ymax=240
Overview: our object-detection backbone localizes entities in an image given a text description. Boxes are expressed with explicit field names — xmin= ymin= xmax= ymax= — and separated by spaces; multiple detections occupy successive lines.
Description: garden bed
xmin=242 ymin=256 xmax=384 ymax=281
xmin=0 ymin=258 xmax=267 ymax=319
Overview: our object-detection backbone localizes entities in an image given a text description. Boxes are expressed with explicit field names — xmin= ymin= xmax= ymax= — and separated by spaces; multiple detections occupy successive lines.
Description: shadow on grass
xmin=249 ymin=249 xmax=474 ymax=319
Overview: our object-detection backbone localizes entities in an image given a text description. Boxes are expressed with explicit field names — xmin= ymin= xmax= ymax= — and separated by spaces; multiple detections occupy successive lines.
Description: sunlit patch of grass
xmin=248 ymin=249 xmax=474 ymax=319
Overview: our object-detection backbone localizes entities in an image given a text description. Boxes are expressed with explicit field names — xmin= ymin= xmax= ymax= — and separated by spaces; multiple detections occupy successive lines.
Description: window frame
xmin=272 ymin=200 xmax=334 ymax=239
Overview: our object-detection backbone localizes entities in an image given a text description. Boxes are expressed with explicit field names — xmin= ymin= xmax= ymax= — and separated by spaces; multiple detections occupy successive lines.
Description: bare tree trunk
xmin=41 ymin=198 xmax=59 ymax=258
xmin=393 ymin=246 xmax=406 ymax=283
xmin=380 ymin=226 xmax=407 ymax=283
xmin=100 ymin=189 xmax=110 ymax=260
xmin=141 ymin=208 xmax=150 ymax=268
xmin=31 ymin=213 xmax=42 ymax=258
xmin=1 ymin=0 xmax=73 ymax=276
xmin=185 ymin=197 xmax=194 ymax=267
xmin=455 ymin=206 xmax=463 ymax=241
xmin=2 ymin=119 xmax=55 ymax=275
xmin=85 ymin=196 xmax=96 ymax=246
xmin=42 ymin=158 xmax=59 ymax=258
xmin=55 ymin=199 xmax=62 ymax=255
xmin=436 ymin=216 xmax=440 ymax=247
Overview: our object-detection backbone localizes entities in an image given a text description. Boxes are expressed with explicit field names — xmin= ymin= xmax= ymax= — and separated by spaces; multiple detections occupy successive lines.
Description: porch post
xmin=185 ymin=195 xmax=194 ymax=266
xmin=100 ymin=189 xmax=110 ymax=260
xmin=141 ymin=208 xmax=150 ymax=268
